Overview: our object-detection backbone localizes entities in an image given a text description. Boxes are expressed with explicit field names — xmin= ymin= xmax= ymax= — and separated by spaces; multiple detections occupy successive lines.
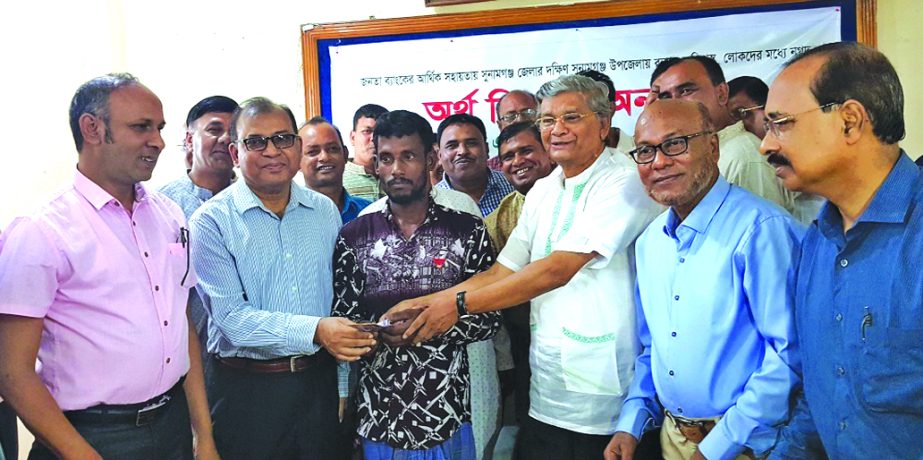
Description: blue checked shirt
xmin=771 ymin=152 xmax=923 ymax=459
xmin=189 ymin=180 xmax=340 ymax=360
xmin=436 ymin=168 xmax=514 ymax=216
xmin=617 ymin=177 xmax=804 ymax=459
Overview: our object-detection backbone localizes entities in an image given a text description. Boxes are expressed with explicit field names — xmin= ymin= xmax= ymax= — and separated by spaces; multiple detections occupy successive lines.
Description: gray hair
xmin=536 ymin=75 xmax=612 ymax=117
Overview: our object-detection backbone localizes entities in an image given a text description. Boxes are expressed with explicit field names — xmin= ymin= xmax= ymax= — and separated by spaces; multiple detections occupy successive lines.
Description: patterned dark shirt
xmin=332 ymin=199 xmax=501 ymax=450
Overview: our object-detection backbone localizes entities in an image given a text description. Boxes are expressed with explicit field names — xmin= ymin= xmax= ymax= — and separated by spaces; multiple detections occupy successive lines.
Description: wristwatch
xmin=455 ymin=291 xmax=469 ymax=317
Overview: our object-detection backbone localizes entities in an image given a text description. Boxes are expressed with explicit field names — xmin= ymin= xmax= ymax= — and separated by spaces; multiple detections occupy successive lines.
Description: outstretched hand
xmin=315 ymin=317 xmax=377 ymax=361
xmin=604 ymin=431 xmax=638 ymax=460
xmin=386 ymin=291 xmax=459 ymax=345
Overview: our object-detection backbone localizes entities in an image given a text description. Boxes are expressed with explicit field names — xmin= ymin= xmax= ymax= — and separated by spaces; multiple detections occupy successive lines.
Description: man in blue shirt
xmin=160 ymin=95 xmax=238 ymax=359
xmin=435 ymin=113 xmax=514 ymax=216
xmin=760 ymin=42 xmax=923 ymax=459
xmin=606 ymin=99 xmax=802 ymax=460
xmin=190 ymin=97 xmax=377 ymax=460
xmin=299 ymin=116 xmax=371 ymax=225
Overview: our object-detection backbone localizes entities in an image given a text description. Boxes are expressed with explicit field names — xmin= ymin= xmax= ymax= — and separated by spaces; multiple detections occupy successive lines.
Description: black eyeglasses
xmin=628 ymin=131 xmax=712 ymax=165
xmin=763 ymin=102 xmax=840 ymax=138
xmin=239 ymin=133 xmax=298 ymax=151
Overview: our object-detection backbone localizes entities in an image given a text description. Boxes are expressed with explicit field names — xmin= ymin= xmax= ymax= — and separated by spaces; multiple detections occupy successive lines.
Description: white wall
xmin=0 ymin=0 xmax=919 ymax=231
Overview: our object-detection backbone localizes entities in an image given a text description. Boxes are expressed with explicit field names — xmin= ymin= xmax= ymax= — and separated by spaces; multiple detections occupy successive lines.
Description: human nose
xmin=649 ymin=148 xmax=673 ymax=170
xmin=150 ymin=130 xmax=165 ymax=151
xmin=759 ymin=131 xmax=779 ymax=157
xmin=217 ymin=129 xmax=231 ymax=145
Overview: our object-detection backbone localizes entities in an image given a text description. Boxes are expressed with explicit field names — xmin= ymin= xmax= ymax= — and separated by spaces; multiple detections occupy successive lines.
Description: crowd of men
xmin=0 ymin=40 xmax=919 ymax=460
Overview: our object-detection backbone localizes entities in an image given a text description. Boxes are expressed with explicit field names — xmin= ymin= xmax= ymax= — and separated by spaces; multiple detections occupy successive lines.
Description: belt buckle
xmin=289 ymin=355 xmax=301 ymax=373
xmin=135 ymin=395 xmax=170 ymax=427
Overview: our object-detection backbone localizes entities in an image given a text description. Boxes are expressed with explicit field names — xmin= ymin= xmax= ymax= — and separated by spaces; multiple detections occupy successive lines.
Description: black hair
xmin=69 ymin=73 xmax=139 ymax=151
xmin=185 ymin=95 xmax=239 ymax=128
xmin=302 ymin=116 xmax=345 ymax=146
xmin=229 ymin=97 xmax=298 ymax=142
xmin=436 ymin=113 xmax=487 ymax=146
xmin=496 ymin=121 xmax=542 ymax=150
xmin=727 ymin=76 xmax=768 ymax=105
xmin=786 ymin=41 xmax=904 ymax=144
xmin=352 ymin=104 xmax=389 ymax=130
xmin=373 ymin=110 xmax=435 ymax=152
xmin=650 ymin=55 xmax=726 ymax=86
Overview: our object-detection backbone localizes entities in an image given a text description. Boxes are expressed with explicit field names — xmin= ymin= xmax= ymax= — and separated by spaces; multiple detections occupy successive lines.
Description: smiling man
xmin=483 ymin=121 xmax=556 ymax=426
xmin=761 ymin=42 xmax=923 ymax=459
xmin=0 ymin=73 xmax=217 ymax=460
xmin=384 ymin=75 xmax=662 ymax=460
xmin=161 ymin=95 xmax=238 ymax=359
xmin=436 ymin=113 xmax=515 ymax=216
xmin=190 ymin=97 xmax=376 ymax=460
xmin=650 ymin=56 xmax=794 ymax=213
xmin=299 ymin=116 xmax=371 ymax=225
xmin=605 ymin=99 xmax=802 ymax=460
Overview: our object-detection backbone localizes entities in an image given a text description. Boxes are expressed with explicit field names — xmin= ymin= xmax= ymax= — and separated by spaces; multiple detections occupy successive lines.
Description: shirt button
xmin=163 ymin=320 xmax=169 ymax=326
xmin=291 ymin=286 xmax=298 ymax=292
xmin=154 ymin=285 xmax=160 ymax=291
xmin=674 ymin=295 xmax=680 ymax=301
xmin=840 ymin=258 xmax=848 ymax=268
xmin=285 ymin=253 xmax=292 ymax=259
xmin=144 ymin=251 xmax=149 ymax=257
xmin=836 ymin=366 xmax=845 ymax=376
xmin=166 ymin=357 xmax=171 ymax=364
xmin=669 ymin=370 xmax=675 ymax=376
xmin=671 ymin=332 xmax=677 ymax=337
xmin=132 ymin=221 xmax=137 ymax=226
xmin=679 ymin=257 xmax=685 ymax=263
xmin=839 ymin=420 xmax=847 ymax=431
xmin=835 ymin=313 xmax=843 ymax=322
xmin=677 ymin=407 xmax=684 ymax=414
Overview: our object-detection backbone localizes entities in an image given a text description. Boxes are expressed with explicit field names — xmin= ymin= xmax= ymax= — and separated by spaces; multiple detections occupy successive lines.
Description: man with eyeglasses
xmin=189 ymin=97 xmax=376 ymax=460
xmin=649 ymin=56 xmax=795 ymax=214
xmin=0 ymin=73 xmax=218 ymax=459
xmin=760 ymin=42 xmax=923 ymax=459
xmin=604 ymin=99 xmax=802 ymax=460
xmin=491 ymin=90 xmax=539 ymax=170
xmin=727 ymin=76 xmax=767 ymax=140
xmin=383 ymin=74 xmax=662 ymax=460
xmin=161 ymin=95 xmax=239 ymax=362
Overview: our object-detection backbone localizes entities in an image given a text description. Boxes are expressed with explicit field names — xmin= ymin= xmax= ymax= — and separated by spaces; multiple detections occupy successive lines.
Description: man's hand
xmin=389 ymin=291 xmax=458 ymax=344
xmin=604 ymin=431 xmax=638 ymax=460
xmin=377 ymin=308 xmax=424 ymax=347
xmin=315 ymin=317 xmax=376 ymax=361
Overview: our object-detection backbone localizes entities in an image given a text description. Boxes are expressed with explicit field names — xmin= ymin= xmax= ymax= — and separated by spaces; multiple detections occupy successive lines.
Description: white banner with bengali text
xmin=326 ymin=6 xmax=841 ymax=152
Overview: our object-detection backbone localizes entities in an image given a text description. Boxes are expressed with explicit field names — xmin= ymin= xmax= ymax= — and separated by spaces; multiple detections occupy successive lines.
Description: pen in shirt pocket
xmin=179 ymin=227 xmax=191 ymax=285
xmin=861 ymin=306 xmax=873 ymax=341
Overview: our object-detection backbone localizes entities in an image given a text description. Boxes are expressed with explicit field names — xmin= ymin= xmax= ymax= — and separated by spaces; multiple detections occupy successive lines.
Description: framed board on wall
xmin=301 ymin=0 xmax=875 ymax=143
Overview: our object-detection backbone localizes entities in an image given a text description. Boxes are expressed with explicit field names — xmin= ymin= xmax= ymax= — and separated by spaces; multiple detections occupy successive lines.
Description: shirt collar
xmin=231 ymin=180 xmax=314 ymax=215
xmin=817 ymin=151 xmax=919 ymax=238
xmin=74 ymin=168 xmax=148 ymax=210
xmin=663 ymin=176 xmax=730 ymax=238
xmin=183 ymin=174 xmax=215 ymax=201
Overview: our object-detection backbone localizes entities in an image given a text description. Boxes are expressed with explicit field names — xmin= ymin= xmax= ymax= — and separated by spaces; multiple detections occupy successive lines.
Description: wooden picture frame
xmin=301 ymin=0 xmax=876 ymax=118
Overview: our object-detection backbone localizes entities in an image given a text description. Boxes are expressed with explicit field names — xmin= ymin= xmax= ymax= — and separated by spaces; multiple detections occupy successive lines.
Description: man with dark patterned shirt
xmin=332 ymin=110 xmax=501 ymax=459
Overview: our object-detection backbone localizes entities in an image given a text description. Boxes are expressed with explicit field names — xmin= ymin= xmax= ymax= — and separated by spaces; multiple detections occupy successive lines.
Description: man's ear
xmin=79 ymin=113 xmax=106 ymax=146
xmin=229 ymin=142 xmax=241 ymax=167
xmin=349 ymin=130 xmax=357 ymax=146
xmin=184 ymin=130 xmax=194 ymax=152
xmin=839 ymin=99 xmax=868 ymax=145
xmin=715 ymin=82 xmax=730 ymax=107
xmin=426 ymin=148 xmax=437 ymax=171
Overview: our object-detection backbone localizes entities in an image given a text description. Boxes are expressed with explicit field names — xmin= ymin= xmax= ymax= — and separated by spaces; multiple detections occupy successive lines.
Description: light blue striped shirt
xmin=189 ymin=180 xmax=341 ymax=360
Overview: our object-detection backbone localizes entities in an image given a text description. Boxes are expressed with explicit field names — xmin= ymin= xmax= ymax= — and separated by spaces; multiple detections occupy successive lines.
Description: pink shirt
xmin=0 ymin=170 xmax=195 ymax=410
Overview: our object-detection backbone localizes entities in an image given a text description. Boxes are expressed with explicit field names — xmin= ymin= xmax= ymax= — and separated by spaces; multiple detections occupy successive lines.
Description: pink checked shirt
xmin=0 ymin=170 xmax=195 ymax=410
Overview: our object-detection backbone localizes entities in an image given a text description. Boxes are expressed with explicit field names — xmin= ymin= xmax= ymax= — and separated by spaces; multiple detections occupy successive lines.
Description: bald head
xmin=632 ymin=99 xmax=719 ymax=219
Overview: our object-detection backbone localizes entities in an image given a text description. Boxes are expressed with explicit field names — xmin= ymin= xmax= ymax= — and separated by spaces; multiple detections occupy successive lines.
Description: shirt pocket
xmin=856 ymin=327 xmax=923 ymax=414
xmin=559 ymin=327 xmax=622 ymax=396
xmin=167 ymin=242 xmax=193 ymax=288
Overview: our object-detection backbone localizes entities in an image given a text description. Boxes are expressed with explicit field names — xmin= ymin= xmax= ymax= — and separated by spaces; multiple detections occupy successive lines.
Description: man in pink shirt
xmin=0 ymin=74 xmax=217 ymax=460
